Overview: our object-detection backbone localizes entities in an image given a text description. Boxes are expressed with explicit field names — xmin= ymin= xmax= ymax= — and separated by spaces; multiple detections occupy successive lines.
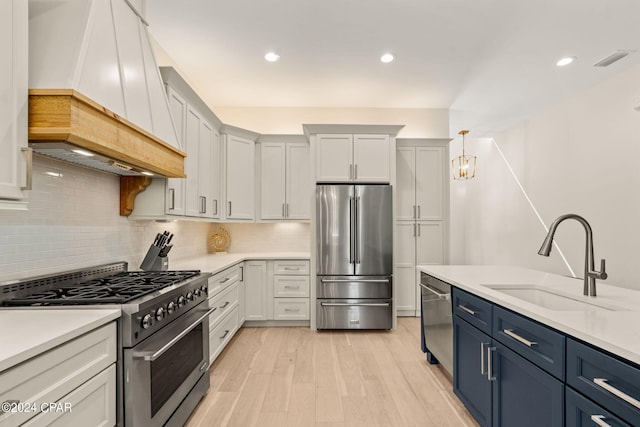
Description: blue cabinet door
xmin=454 ymin=316 xmax=492 ymax=427
xmin=492 ymin=341 xmax=564 ymax=427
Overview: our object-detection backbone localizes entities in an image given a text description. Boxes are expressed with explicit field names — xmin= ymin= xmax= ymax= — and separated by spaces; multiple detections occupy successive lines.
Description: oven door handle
xmin=133 ymin=307 xmax=215 ymax=362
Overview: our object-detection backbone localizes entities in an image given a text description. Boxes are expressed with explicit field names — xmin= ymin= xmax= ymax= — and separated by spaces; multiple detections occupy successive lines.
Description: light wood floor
xmin=185 ymin=317 xmax=478 ymax=427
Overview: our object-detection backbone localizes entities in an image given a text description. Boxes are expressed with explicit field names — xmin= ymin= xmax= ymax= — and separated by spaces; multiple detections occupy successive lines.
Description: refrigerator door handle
xmin=349 ymin=196 xmax=355 ymax=264
xmin=355 ymin=196 xmax=360 ymax=264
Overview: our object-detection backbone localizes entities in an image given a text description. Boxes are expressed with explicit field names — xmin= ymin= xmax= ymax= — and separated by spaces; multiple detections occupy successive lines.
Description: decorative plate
xmin=208 ymin=226 xmax=231 ymax=253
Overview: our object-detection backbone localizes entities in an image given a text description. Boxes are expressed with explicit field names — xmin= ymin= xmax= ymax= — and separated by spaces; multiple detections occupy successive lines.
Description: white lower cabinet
xmin=207 ymin=263 xmax=244 ymax=365
xmin=273 ymin=298 xmax=310 ymax=320
xmin=0 ymin=322 xmax=117 ymax=427
xmin=244 ymin=261 xmax=268 ymax=321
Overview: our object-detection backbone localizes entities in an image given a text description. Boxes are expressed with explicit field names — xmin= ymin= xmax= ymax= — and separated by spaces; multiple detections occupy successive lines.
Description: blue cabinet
xmin=452 ymin=288 xmax=564 ymax=427
xmin=453 ymin=316 xmax=492 ymax=427
xmin=566 ymin=387 xmax=631 ymax=427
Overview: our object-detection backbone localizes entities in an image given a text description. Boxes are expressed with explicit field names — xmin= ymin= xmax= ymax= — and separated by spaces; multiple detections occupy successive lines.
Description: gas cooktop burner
xmin=2 ymin=270 xmax=200 ymax=306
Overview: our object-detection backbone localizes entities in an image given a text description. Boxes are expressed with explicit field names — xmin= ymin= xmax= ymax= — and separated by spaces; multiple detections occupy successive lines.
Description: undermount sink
xmin=484 ymin=285 xmax=624 ymax=311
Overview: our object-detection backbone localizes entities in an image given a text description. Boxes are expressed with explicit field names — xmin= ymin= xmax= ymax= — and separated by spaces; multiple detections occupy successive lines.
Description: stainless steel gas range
xmin=0 ymin=262 xmax=213 ymax=427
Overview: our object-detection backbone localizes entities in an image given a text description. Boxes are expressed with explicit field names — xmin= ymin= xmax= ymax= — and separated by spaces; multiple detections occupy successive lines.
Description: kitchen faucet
xmin=538 ymin=214 xmax=607 ymax=297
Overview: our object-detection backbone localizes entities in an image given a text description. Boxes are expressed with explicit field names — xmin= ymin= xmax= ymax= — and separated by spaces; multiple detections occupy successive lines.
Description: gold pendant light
xmin=452 ymin=130 xmax=477 ymax=180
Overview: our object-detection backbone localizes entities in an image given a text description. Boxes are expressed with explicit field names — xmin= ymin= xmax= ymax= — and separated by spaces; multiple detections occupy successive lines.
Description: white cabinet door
xmin=285 ymin=142 xmax=310 ymax=219
xmin=165 ymin=86 xmax=186 ymax=215
xmin=238 ymin=264 xmax=246 ymax=324
xmin=225 ymin=135 xmax=255 ymax=220
xmin=211 ymin=129 xmax=221 ymax=219
xmin=396 ymin=147 xmax=416 ymax=221
xmin=353 ymin=134 xmax=390 ymax=183
xmin=0 ymin=0 xmax=29 ymax=206
xmin=244 ymin=261 xmax=267 ymax=321
xmin=315 ymin=134 xmax=353 ymax=182
xmin=184 ymin=106 xmax=201 ymax=217
xmin=395 ymin=222 xmax=417 ymax=313
xmin=415 ymin=147 xmax=444 ymax=220
xmin=198 ymin=120 xmax=214 ymax=218
xmin=260 ymin=142 xmax=286 ymax=219
xmin=416 ymin=222 xmax=444 ymax=265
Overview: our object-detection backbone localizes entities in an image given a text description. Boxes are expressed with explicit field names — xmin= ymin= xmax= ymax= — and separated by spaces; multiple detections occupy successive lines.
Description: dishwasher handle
xmin=419 ymin=282 xmax=450 ymax=300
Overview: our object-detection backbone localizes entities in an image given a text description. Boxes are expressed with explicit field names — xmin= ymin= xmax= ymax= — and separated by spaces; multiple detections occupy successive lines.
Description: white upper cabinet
xmin=396 ymin=147 xmax=417 ymax=221
xmin=164 ymin=86 xmax=186 ymax=215
xmin=224 ymin=133 xmax=255 ymax=220
xmin=199 ymin=123 xmax=220 ymax=219
xmin=259 ymin=140 xmax=310 ymax=220
xmin=0 ymin=0 xmax=29 ymax=209
xmin=396 ymin=146 xmax=444 ymax=221
xmin=316 ymin=133 xmax=391 ymax=183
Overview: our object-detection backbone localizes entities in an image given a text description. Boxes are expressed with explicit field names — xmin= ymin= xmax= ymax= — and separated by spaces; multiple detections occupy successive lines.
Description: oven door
xmin=123 ymin=303 xmax=213 ymax=427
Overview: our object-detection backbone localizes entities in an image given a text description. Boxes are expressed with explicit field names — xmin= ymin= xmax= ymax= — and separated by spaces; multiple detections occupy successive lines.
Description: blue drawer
xmin=567 ymin=338 xmax=640 ymax=426
xmin=566 ymin=387 xmax=631 ymax=427
xmin=452 ymin=287 xmax=492 ymax=335
xmin=493 ymin=306 xmax=565 ymax=380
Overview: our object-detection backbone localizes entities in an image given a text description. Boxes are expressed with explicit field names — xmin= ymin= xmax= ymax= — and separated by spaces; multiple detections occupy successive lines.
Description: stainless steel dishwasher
xmin=419 ymin=272 xmax=453 ymax=375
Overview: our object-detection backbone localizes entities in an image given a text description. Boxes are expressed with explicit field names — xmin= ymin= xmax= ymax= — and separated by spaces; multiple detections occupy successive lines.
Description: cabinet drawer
xmin=22 ymin=364 xmax=116 ymax=427
xmin=209 ymin=307 xmax=239 ymax=365
xmin=208 ymin=282 xmax=239 ymax=328
xmin=274 ymin=276 xmax=310 ymax=297
xmin=273 ymin=260 xmax=310 ymax=275
xmin=566 ymin=387 xmax=631 ymax=427
xmin=0 ymin=323 xmax=116 ymax=427
xmin=452 ymin=287 xmax=492 ymax=335
xmin=208 ymin=263 xmax=241 ymax=296
xmin=567 ymin=338 xmax=640 ymax=426
xmin=274 ymin=298 xmax=310 ymax=320
xmin=493 ymin=306 xmax=565 ymax=380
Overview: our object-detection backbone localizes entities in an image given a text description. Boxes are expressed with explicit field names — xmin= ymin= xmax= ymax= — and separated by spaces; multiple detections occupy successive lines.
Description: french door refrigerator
xmin=316 ymin=184 xmax=392 ymax=329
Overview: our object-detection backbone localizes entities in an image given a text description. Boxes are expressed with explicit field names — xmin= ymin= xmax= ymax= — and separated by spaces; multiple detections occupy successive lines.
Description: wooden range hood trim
xmin=28 ymin=89 xmax=186 ymax=178
xmin=120 ymin=176 xmax=152 ymax=216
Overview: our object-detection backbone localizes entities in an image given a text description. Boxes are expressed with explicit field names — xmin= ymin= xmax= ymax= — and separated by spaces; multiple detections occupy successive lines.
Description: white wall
xmin=452 ymin=64 xmax=640 ymax=289
xmin=0 ymin=156 xmax=310 ymax=281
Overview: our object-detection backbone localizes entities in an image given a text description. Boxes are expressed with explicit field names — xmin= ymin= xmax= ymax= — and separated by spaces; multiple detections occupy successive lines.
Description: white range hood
xmin=28 ymin=0 xmax=186 ymax=177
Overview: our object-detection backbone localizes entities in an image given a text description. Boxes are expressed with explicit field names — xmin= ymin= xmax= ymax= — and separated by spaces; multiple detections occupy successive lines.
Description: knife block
xmin=140 ymin=245 xmax=169 ymax=271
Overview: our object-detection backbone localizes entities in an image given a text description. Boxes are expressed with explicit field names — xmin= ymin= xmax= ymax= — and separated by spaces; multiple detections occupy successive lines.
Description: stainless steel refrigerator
xmin=316 ymin=184 xmax=392 ymax=329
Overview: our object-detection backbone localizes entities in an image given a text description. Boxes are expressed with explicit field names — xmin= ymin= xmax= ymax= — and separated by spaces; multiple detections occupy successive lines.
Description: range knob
xmin=167 ymin=301 xmax=176 ymax=314
xmin=141 ymin=314 xmax=153 ymax=329
xmin=177 ymin=295 xmax=186 ymax=307
xmin=155 ymin=307 xmax=166 ymax=321
xmin=194 ymin=288 xmax=202 ymax=297
xmin=186 ymin=291 xmax=194 ymax=302
xmin=200 ymin=286 xmax=208 ymax=296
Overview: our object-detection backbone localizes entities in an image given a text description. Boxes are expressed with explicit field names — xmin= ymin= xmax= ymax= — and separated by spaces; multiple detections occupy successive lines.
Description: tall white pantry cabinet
xmin=395 ymin=140 xmax=449 ymax=316
xmin=0 ymin=0 xmax=30 ymax=210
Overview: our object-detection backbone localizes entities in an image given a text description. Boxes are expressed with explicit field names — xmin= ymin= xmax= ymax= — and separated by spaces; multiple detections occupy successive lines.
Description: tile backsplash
xmin=0 ymin=156 xmax=310 ymax=281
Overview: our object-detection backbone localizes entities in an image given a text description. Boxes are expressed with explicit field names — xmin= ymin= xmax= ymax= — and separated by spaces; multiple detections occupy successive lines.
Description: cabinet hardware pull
xmin=220 ymin=330 xmax=230 ymax=340
xmin=487 ymin=346 xmax=497 ymax=381
xmin=284 ymin=285 xmax=300 ymax=289
xmin=503 ymin=329 xmax=538 ymax=347
xmin=284 ymin=308 xmax=300 ymax=312
xmin=349 ymin=164 xmax=353 ymax=180
xmin=282 ymin=203 xmax=285 ymax=218
xmin=458 ymin=304 xmax=476 ymax=316
xmin=219 ymin=301 xmax=230 ymax=309
xmin=354 ymin=164 xmax=358 ymax=179
xmin=228 ymin=201 xmax=232 ymax=216
xmin=239 ymin=266 xmax=244 ymax=281
xmin=413 ymin=223 xmax=417 ymax=237
xmin=480 ymin=342 xmax=488 ymax=375
xmin=417 ymin=205 xmax=421 ymax=219
xmin=413 ymin=205 xmax=417 ymax=219
xmin=21 ymin=147 xmax=33 ymax=190
xmin=417 ymin=223 xmax=421 ymax=236
xmin=286 ymin=203 xmax=289 ymax=218
xmin=219 ymin=277 xmax=230 ymax=284
xmin=419 ymin=283 xmax=450 ymax=300
xmin=590 ymin=415 xmax=612 ymax=427
xmin=283 ymin=267 xmax=300 ymax=271
xmin=200 ymin=196 xmax=206 ymax=213
xmin=213 ymin=199 xmax=218 ymax=215
xmin=169 ymin=188 xmax=175 ymax=210
xmin=593 ymin=378 xmax=640 ymax=409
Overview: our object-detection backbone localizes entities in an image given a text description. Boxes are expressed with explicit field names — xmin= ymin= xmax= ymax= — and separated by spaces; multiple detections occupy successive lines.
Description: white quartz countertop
xmin=172 ymin=252 xmax=310 ymax=275
xmin=0 ymin=308 xmax=120 ymax=372
xmin=417 ymin=265 xmax=640 ymax=366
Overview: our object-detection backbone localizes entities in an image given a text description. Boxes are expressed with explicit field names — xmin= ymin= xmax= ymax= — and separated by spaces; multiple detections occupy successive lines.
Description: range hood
xmin=28 ymin=0 xmax=185 ymax=178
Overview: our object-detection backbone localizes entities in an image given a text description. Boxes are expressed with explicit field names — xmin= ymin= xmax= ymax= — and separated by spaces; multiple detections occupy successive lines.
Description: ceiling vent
xmin=593 ymin=50 xmax=634 ymax=67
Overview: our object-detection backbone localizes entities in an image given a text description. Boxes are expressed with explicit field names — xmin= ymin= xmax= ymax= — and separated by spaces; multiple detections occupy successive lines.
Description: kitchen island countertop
xmin=0 ymin=308 xmax=120 ymax=372
xmin=417 ymin=265 xmax=640 ymax=366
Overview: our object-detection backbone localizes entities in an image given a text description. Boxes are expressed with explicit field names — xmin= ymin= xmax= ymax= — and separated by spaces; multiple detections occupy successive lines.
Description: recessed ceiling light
xmin=43 ymin=171 xmax=63 ymax=178
xmin=556 ymin=56 xmax=576 ymax=67
xmin=380 ymin=53 xmax=395 ymax=63
xmin=71 ymin=149 xmax=94 ymax=157
xmin=141 ymin=171 xmax=154 ymax=176
xmin=264 ymin=51 xmax=280 ymax=62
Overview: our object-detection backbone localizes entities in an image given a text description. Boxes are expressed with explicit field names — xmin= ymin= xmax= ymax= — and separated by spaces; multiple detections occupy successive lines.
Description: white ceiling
xmin=146 ymin=0 xmax=640 ymax=136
